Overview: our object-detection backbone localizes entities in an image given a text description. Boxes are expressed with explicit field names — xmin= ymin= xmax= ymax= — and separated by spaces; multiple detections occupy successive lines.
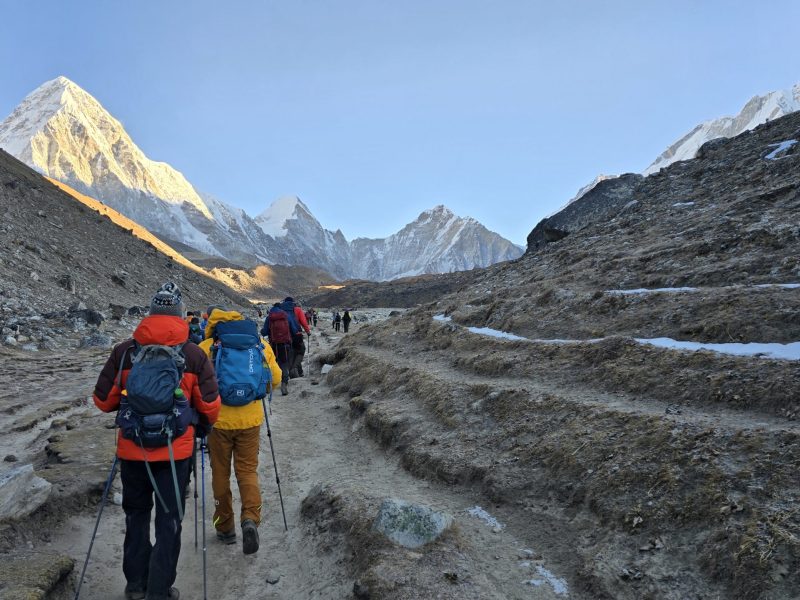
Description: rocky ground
xmin=1 ymin=318 xmax=579 ymax=600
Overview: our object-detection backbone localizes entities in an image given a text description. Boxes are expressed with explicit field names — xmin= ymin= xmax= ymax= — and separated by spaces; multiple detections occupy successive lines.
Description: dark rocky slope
xmin=320 ymin=111 xmax=800 ymax=599
xmin=0 ymin=149 xmax=251 ymax=349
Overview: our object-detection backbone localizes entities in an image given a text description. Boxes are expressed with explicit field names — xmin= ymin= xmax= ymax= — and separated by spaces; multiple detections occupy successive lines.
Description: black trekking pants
xmin=120 ymin=457 xmax=190 ymax=598
xmin=291 ymin=335 xmax=306 ymax=376
xmin=271 ymin=341 xmax=294 ymax=377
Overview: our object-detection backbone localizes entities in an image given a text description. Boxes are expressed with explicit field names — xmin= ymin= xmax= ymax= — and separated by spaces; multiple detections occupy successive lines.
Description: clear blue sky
xmin=1 ymin=1 xmax=798 ymax=245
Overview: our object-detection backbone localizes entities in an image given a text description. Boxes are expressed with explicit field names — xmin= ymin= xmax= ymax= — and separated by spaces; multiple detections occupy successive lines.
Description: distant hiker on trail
xmin=92 ymin=282 xmax=220 ymax=600
xmin=261 ymin=303 xmax=295 ymax=395
xmin=184 ymin=310 xmax=194 ymax=325
xmin=334 ymin=310 xmax=341 ymax=332
xmin=342 ymin=310 xmax=352 ymax=333
xmin=199 ymin=306 xmax=282 ymax=555
xmin=188 ymin=317 xmax=203 ymax=344
xmin=200 ymin=312 xmax=208 ymax=333
xmin=312 ymin=309 xmax=318 ymax=328
xmin=278 ymin=296 xmax=311 ymax=378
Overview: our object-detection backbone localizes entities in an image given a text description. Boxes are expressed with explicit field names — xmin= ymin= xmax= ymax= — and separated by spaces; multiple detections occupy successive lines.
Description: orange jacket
xmin=93 ymin=315 xmax=221 ymax=461
xmin=294 ymin=307 xmax=310 ymax=333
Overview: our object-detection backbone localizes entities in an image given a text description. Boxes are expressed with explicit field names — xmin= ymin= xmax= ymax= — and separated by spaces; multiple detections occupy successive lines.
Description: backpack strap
xmin=116 ymin=341 xmax=138 ymax=390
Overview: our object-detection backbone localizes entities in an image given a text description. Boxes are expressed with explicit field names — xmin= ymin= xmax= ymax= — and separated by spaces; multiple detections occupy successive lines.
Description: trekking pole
xmin=74 ymin=455 xmax=119 ymax=600
xmin=200 ymin=437 xmax=208 ymax=600
xmin=193 ymin=438 xmax=198 ymax=551
xmin=261 ymin=398 xmax=288 ymax=531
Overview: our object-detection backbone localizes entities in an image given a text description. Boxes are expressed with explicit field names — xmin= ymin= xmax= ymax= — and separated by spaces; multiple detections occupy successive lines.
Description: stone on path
xmin=373 ymin=498 xmax=453 ymax=548
xmin=0 ymin=464 xmax=52 ymax=521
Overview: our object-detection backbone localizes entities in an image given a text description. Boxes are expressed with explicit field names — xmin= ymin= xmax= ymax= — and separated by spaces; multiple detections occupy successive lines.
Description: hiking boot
xmin=216 ymin=528 xmax=236 ymax=545
xmin=242 ymin=519 xmax=259 ymax=555
xmin=125 ymin=584 xmax=146 ymax=600
xmin=145 ymin=588 xmax=179 ymax=600
xmin=289 ymin=369 xmax=299 ymax=379
xmin=281 ymin=379 xmax=288 ymax=396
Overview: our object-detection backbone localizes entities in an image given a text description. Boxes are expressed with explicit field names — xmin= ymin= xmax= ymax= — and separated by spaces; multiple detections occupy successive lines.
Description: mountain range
xmin=0 ymin=76 xmax=523 ymax=281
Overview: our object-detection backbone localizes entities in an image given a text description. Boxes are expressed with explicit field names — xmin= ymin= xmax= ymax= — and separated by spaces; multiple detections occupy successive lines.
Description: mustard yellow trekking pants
xmin=208 ymin=425 xmax=262 ymax=533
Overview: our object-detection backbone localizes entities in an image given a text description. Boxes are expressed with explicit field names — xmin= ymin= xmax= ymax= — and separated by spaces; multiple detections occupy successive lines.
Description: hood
xmin=279 ymin=300 xmax=297 ymax=312
xmin=269 ymin=306 xmax=286 ymax=315
xmin=205 ymin=309 xmax=244 ymax=338
xmin=134 ymin=315 xmax=189 ymax=346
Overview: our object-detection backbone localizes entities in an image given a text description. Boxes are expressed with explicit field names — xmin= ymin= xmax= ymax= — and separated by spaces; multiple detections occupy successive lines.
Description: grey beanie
xmin=150 ymin=282 xmax=185 ymax=318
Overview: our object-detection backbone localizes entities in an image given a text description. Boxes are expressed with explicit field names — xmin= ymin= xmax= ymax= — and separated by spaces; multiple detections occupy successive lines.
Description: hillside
xmin=0 ymin=148 xmax=250 ymax=349
xmin=319 ymin=111 xmax=800 ymax=599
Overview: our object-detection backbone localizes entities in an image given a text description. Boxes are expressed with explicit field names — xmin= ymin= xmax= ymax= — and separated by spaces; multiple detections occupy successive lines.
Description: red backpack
xmin=268 ymin=310 xmax=292 ymax=344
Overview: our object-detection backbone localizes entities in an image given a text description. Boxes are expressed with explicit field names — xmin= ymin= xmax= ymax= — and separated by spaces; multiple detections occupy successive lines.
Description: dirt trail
xmin=51 ymin=326 xmax=574 ymax=600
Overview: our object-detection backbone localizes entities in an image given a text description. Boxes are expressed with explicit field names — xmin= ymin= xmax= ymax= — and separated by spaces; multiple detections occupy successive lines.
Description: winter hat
xmin=150 ymin=282 xmax=185 ymax=318
xmin=283 ymin=297 xmax=294 ymax=303
xmin=206 ymin=304 xmax=228 ymax=318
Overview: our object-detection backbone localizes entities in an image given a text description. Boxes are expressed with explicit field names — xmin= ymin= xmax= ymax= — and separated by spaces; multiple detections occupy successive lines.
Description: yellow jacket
xmin=199 ymin=309 xmax=282 ymax=430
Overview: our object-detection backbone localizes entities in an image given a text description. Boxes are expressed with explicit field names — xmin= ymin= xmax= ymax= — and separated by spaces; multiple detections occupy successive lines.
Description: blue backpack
xmin=115 ymin=342 xmax=193 ymax=521
xmin=213 ymin=319 xmax=270 ymax=406
xmin=116 ymin=343 xmax=193 ymax=448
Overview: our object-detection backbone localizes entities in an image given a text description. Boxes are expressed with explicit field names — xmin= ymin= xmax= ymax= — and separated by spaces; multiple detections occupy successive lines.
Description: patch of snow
xmin=466 ymin=506 xmax=504 ymax=530
xmin=534 ymin=565 xmax=569 ymax=596
xmin=754 ymin=283 xmax=800 ymax=289
xmin=606 ymin=287 xmax=699 ymax=295
xmin=466 ymin=326 xmax=528 ymax=341
xmin=635 ymin=338 xmax=800 ymax=361
xmin=433 ymin=314 xmax=452 ymax=322
xmin=672 ymin=201 xmax=695 ymax=207
xmin=765 ymin=139 xmax=797 ymax=160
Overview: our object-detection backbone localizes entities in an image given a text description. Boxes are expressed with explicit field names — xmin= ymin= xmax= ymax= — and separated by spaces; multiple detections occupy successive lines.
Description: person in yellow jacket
xmin=199 ymin=307 xmax=282 ymax=555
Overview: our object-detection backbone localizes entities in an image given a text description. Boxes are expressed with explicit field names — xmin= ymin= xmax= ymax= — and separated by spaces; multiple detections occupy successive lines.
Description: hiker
xmin=184 ymin=310 xmax=194 ymax=325
xmin=278 ymin=296 xmax=311 ymax=377
xmin=261 ymin=303 xmax=295 ymax=395
xmin=93 ymin=282 xmax=220 ymax=600
xmin=342 ymin=310 xmax=352 ymax=333
xmin=188 ymin=316 xmax=203 ymax=344
xmin=334 ymin=310 xmax=341 ymax=332
xmin=200 ymin=312 xmax=208 ymax=332
xmin=199 ymin=306 xmax=282 ymax=554
xmin=312 ymin=309 xmax=318 ymax=328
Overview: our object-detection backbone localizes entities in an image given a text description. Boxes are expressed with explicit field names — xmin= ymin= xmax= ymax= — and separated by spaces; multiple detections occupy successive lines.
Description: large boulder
xmin=0 ymin=464 xmax=52 ymax=521
xmin=372 ymin=498 xmax=452 ymax=548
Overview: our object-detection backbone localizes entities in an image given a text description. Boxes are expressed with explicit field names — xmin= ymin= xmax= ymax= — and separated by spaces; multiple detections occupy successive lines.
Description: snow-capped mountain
xmin=0 ymin=76 xmax=521 ymax=280
xmin=350 ymin=205 xmax=522 ymax=280
xmin=644 ymin=84 xmax=800 ymax=175
xmin=562 ymin=83 xmax=800 ymax=211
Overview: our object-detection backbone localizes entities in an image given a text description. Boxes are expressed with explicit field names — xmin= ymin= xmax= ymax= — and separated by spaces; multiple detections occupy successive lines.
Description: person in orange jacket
xmin=199 ymin=306 xmax=282 ymax=554
xmin=93 ymin=283 xmax=220 ymax=600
